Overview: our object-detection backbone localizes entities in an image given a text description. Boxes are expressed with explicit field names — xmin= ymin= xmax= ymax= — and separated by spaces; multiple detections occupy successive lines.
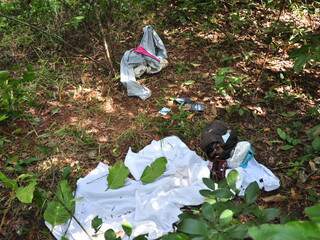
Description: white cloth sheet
xmin=47 ymin=136 xmax=210 ymax=240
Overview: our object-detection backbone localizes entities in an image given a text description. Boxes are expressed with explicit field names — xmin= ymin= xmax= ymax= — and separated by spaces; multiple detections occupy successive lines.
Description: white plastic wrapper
xmin=226 ymin=141 xmax=280 ymax=195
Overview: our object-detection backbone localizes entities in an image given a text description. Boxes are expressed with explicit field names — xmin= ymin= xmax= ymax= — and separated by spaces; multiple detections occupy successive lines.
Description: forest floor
xmin=0 ymin=5 xmax=319 ymax=240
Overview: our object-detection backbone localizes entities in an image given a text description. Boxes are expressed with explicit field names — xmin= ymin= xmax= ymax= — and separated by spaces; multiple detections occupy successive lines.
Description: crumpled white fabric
xmin=120 ymin=26 xmax=168 ymax=100
xmin=225 ymin=141 xmax=280 ymax=195
xmin=47 ymin=136 xmax=210 ymax=240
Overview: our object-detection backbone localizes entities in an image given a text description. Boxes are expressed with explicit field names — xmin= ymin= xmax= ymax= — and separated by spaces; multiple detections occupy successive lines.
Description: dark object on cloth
xmin=200 ymin=120 xmax=238 ymax=179
xmin=200 ymin=120 xmax=238 ymax=160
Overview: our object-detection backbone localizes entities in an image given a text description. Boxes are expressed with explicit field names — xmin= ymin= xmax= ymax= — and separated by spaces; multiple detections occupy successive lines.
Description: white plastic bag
xmin=226 ymin=141 xmax=280 ymax=195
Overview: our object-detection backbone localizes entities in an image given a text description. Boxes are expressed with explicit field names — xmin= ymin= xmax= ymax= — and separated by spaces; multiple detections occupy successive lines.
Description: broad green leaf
xmin=133 ymin=234 xmax=148 ymax=240
xmin=212 ymin=188 xmax=234 ymax=200
xmin=0 ymin=70 xmax=9 ymax=81
xmin=201 ymin=203 xmax=215 ymax=222
xmin=305 ymin=204 xmax=320 ymax=222
xmin=202 ymin=178 xmax=216 ymax=190
xmin=255 ymin=208 xmax=280 ymax=223
xmin=219 ymin=209 xmax=234 ymax=225
xmin=179 ymin=219 xmax=208 ymax=236
xmin=227 ymin=170 xmax=239 ymax=192
xmin=122 ymin=221 xmax=132 ymax=236
xmin=264 ymin=208 xmax=280 ymax=222
xmin=245 ymin=182 xmax=260 ymax=204
xmin=44 ymin=180 xmax=74 ymax=226
xmin=293 ymin=54 xmax=309 ymax=72
xmin=22 ymin=70 xmax=35 ymax=82
xmin=104 ymin=229 xmax=120 ymax=240
xmin=61 ymin=236 xmax=69 ymax=240
xmin=307 ymin=124 xmax=320 ymax=139
xmin=107 ymin=162 xmax=129 ymax=189
xmin=226 ymin=224 xmax=249 ymax=240
xmin=0 ymin=171 xmax=18 ymax=190
xmin=179 ymin=212 xmax=196 ymax=221
xmin=62 ymin=166 xmax=72 ymax=179
xmin=92 ymin=215 xmax=103 ymax=233
xmin=140 ymin=157 xmax=167 ymax=184
xmin=277 ymin=128 xmax=287 ymax=141
xmin=56 ymin=180 xmax=75 ymax=211
xmin=33 ymin=187 xmax=48 ymax=209
xmin=16 ymin=180 xmax=37 ymax=203
xmin=44 ymin=200 xmax=71 ymax=226
xmin=311 ymin=137 xmax=320 ymax=152
xmin=217 ymin=179 xmax=229 ymax=189
xmin=248 ymin=221 xmax=320 ymax=240
xmin=199 ymin=189 xmax=214 ymax=197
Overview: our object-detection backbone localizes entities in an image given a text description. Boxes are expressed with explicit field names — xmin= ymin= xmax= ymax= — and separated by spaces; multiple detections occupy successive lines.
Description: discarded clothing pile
xmin=120 ymin=26 xmax=168 ymax=100
xmin=47 ymin=136 xmax=210 ymax=240
xmin=47 ymin=125 xmax=280 ymax=240
xmin=200 ymin=120 xmax=280 ymax=196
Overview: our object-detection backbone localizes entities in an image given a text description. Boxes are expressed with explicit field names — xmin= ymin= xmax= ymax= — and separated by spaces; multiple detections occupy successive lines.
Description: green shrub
xmin=0 ymin=66 xmax=36 ymax=122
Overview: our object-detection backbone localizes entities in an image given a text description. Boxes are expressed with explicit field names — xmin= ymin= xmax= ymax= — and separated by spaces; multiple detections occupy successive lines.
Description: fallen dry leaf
xmin=262 ymin=194 xmax=287 ymax=203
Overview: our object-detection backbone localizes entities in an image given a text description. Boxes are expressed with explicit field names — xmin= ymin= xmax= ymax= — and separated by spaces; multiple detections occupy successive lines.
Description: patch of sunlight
xmin=267 ymin=58 xmax=293 ymax=72
xmin=100 ymin=97 xmax=115 ymax=113
xmin=246 ymin=105 xmax=266 ymax=116
xmin=275 ymin=85 xmax=316 ymax=104
xmin=196 ymin=31 xmax=222 ymax=43
xmin=37 ymin=156 xmax=78 ymax=171
xmin=98 ymin=135 xmax=108 ymax=143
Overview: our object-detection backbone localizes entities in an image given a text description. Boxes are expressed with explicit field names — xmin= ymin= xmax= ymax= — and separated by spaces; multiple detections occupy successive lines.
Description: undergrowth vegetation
xmin=0 ymin=0 xmax=319 ymax=239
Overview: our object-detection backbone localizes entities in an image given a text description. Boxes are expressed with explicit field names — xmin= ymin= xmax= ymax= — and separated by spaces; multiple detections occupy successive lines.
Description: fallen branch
xmin=94 ymin=6 xmax=116 ymax=76
xmin=56 ymin=185 xmax=94 ymax=240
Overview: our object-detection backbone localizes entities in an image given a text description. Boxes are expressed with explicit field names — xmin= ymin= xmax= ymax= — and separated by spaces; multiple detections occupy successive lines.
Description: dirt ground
xmin=0 ymin=6 xmax=319 ymax=240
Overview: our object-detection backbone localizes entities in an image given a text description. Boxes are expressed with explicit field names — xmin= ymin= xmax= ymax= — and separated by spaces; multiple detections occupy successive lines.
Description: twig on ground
xmin=94 ymin=6 xmax=116 ymax=77
xmin=56 ymin=185 xmax=94 ymax=240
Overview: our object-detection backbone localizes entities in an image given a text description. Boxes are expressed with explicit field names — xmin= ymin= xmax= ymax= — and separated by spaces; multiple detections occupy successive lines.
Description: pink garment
xmin=133 ymin=45 xmax=160 ymax=62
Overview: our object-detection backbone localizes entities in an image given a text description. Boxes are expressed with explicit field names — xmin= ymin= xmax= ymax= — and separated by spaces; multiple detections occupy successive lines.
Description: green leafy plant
xmin=44 ymin=180 xmax=75 ymax=227
xmin=0 ymin=66 xmax=36 ymax=122
xmin=5 ymin=156 xmax=39 ymax=173
xmin=103 ymin=222 xmax=135 ymax=240
xmin=141 ymin=157 xmax=168 ymax=184
xmin=0 ymin=171 xmax=37 ymax=204
xmin=213 ymin=67 xmax=243 ymax=96
xmin=122 ymin=221 xmax=133 ymax=237
xmin=287 ymin=124 xmax=320 ymax=175
xmin=277 ymin=128 xmax=301 ymax=150
xmin=107 ymin=161 xmax=129 ymax=189
xmin=175 ymin=62 xmax=190 ymax=74
xmin=226 ymin=104 xmax=250 ymax=117
xmin=289 ymin=33 xmax=320 ymax=72
xmin=249 ymin=204 xmax=320 ymax=240
xmin=156 ymin=108 xmax=206 ymax=141
xmin=307 ymin=124 xmax=320 ymax=153
xmin=164 ymin=171 xmax=280 ymax=240
xmin=104 ymin=229 xmax=121 ymax=240
xmin=91 ymin=216 xmax=103 ymax=234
